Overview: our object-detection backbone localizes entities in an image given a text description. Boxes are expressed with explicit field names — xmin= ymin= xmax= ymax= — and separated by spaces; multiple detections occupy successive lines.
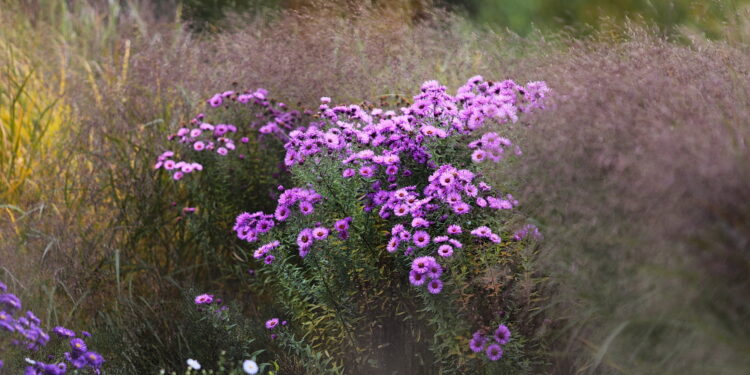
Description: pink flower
xmin=194 ymin=294 xmax=214 ymax=305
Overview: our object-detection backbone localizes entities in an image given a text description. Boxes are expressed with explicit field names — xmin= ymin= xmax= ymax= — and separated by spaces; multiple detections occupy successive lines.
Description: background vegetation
xmin=1 ymin=0 xmax=749 ymax=374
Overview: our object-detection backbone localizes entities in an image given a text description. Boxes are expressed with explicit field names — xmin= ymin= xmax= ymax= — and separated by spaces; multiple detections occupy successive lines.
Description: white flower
xmin=186 ymin=358 xmax=201 ymax=370
xmin=24 ymin=358 xmax=36 ymax=365
xmin=242 ymin=359 xmax=259 ymax=374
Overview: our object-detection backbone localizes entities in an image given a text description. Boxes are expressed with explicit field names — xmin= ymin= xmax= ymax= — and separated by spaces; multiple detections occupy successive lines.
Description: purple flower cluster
xmin=1 ymin=281 xmax=104 ymax=374
xmin=468 ymin=324 xmax=511 ymax=361
xmin=253 ymin=240 xmax=281 ymax=264
xmin=409 ymin=256 xmax=443 ymax=294
xmin=296 ymin=225 xmax=332 ymax=258
xmin=233 ymin=211 xmax=276 ymax=243
xmin=264 ymin=317 xmax=287 ymax=341
xmin=2 ymin=288 xmax=49 ymax=353
xmin=468 ymin=132 xmax=515 ymax=163
xmin=275 ymin=187 xmax=323 ymax=219
xmin=220 ymin=77 xmax=547 ymax=296
xmin=156 ymin=88 xmax=304 ymax=180
xmin=194 ymin=293 xmax=215 ymax=305
xmin=512 ymin=224 xmax=542 ymax=241
xmin=153 ymin=150 xmax=203 ymax=181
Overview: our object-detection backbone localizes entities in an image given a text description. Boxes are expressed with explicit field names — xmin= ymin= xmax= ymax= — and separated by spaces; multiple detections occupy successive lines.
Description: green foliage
xmin=446 ymin=0 xmax=749 ymax=37
xmin=181 ymin=0 xmax=281 ymax=31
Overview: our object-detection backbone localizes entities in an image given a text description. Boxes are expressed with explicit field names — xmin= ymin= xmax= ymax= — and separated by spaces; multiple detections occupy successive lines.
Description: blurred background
xmin=178 ymin=0 xmax=750 ymax=37
xmin=2 ymin=0 xmax=749 ymax=374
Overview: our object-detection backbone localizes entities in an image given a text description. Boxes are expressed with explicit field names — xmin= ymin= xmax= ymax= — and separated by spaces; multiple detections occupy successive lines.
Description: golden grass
xmin=0 ymin=39 xmax=68 ymax=206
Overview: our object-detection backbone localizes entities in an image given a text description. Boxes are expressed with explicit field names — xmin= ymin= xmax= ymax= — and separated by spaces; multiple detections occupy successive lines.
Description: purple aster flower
xmin=84 ymin=351 xmax=104 ymax=367
xmin=452 ymin=202 xmax=471 ymax=215
xmin=437 ymin=245 xmax=453 ymax=257
xmin=446 ymin=193 xmax=462 ymax=205
xmin=404 ymin=246 xmax=415 ymax=256
xmin=312 ymin=227 xmax=329 ymax=241
xmin=342 ymin=168 xmax=355 ymax=178
xmin=411 ymin=256 xmax=433 ymax=274
xmin=265 ymin=318 xmax=279 ymax=330
xmin=70 ymin=354 xmax=88 ymax=369
xmin=469 ymin=336 xmax=485 ymax=353
xmin=264 ymin=255 xmax=275 ymax=264
xmin=299 ymin=201 xmax=314 ymax=215
xmin=194 ymin=294 xmax=214 ymax=305
xmin=81 ymin=331 xmax=91 ymax=337
xmin=297 ymin=228 xmax=314 ymax=249
xmin=163 ymin=160 xmax=175 ymax=170
xmin=426 ymin=262 xmax=443 ymax=279
xmin=464 ymin=184 xmax=479 ymax=197
xmin=438 ymin=173 xmax=455 ymax=186
xmin=433 ymin=236 xmax=449 ymax=243
xmin=447 ymin=225 xmax=462 ymax=234
xmin=70 ymin=338 xmax=87 ymax=353
xmin=208 ymin=94 xmax=223 ymax=107
xmin=338 ymin=230 xmax=350 ymax=240
xmin=485 ymin=344 xmax=503 ymax=361
xmin=411 ymin=217 xmax=430 ymax=228
xmin=385 ymin=165 xmax=398 ymax=176
xmin=359 ymin=165 xmax=375 ymax=178
xmin=52 ymin=326 xmax=75 ymax=338
xmin=257 ymin=219 xmax=274 ymax=233
xmin=494 ymin=324 xmax=511 ymax=345
xmin=253 ymin=246 xmax=268 ymax=259
xmin=420 ymin=125 xmax=440 ymax=137
xmin=387 ymin=237 xmax=400 ymax=253
xmin=471 ymin=149 xmax=487 ymax=163
xmin=26 ymin=311 xmax=40 ymax=325
xmin=413 ymin=231 xmax=430 ymax=248
xmin=274 ymin=205 xmax=290 ymax=221
xmin=427 ymin=279 xmax=443 ymax=294
xmin=299 ymin=247 xmax=310 ymax=258
xmin=0 ymin=281 xmax=6 ymax=292
xmin=0 ymin=293 xmax=21 ymax=310
xmin=471 ymin=226 xmax=492 ymax=238
xmin=408 ymin=270 xmax=426 ymax=286
xmin=476 ymin=197 xmax=488 ymax=207
xmin=393 ymin=204 xmax=409 ymax=217
xmin=489 ymin=234 xmax=502 ymax=243
xmin=334 ymin=218 xmax=351 ymax=232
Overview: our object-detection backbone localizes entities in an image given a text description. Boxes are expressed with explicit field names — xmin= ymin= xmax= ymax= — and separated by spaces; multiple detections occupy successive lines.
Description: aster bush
xmin=162 ymin=76 xmax=549 ymax=373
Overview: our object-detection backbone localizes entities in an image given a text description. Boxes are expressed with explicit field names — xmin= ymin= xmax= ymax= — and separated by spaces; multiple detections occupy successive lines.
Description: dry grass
xmin=506 ymin=20 xmax=750 ymax=375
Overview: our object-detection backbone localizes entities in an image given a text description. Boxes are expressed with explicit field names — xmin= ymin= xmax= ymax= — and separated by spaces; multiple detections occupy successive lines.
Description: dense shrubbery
xmin=153 ymin=76 xmax=549 ymax=373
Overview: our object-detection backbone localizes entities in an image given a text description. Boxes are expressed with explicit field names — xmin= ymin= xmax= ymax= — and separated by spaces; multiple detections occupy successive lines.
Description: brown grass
xmin=506 ymin=21 xmax=750 ymax=374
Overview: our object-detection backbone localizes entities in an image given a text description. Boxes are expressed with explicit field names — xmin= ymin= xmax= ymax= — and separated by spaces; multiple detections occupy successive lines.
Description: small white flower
xmin=242 ymin=359 xmax=259 ymax=374
xmin=186 ymin=358 xmax=201 ymax=370
xmin=24 ymin=358 xmax=36 ymax=365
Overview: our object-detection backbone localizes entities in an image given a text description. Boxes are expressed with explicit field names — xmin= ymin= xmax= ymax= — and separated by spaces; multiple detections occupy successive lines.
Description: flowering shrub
xmin=161 ymin=76 xmax=548 ymax=373
xmin=0 ymin=281 xmax=105 ymax=374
